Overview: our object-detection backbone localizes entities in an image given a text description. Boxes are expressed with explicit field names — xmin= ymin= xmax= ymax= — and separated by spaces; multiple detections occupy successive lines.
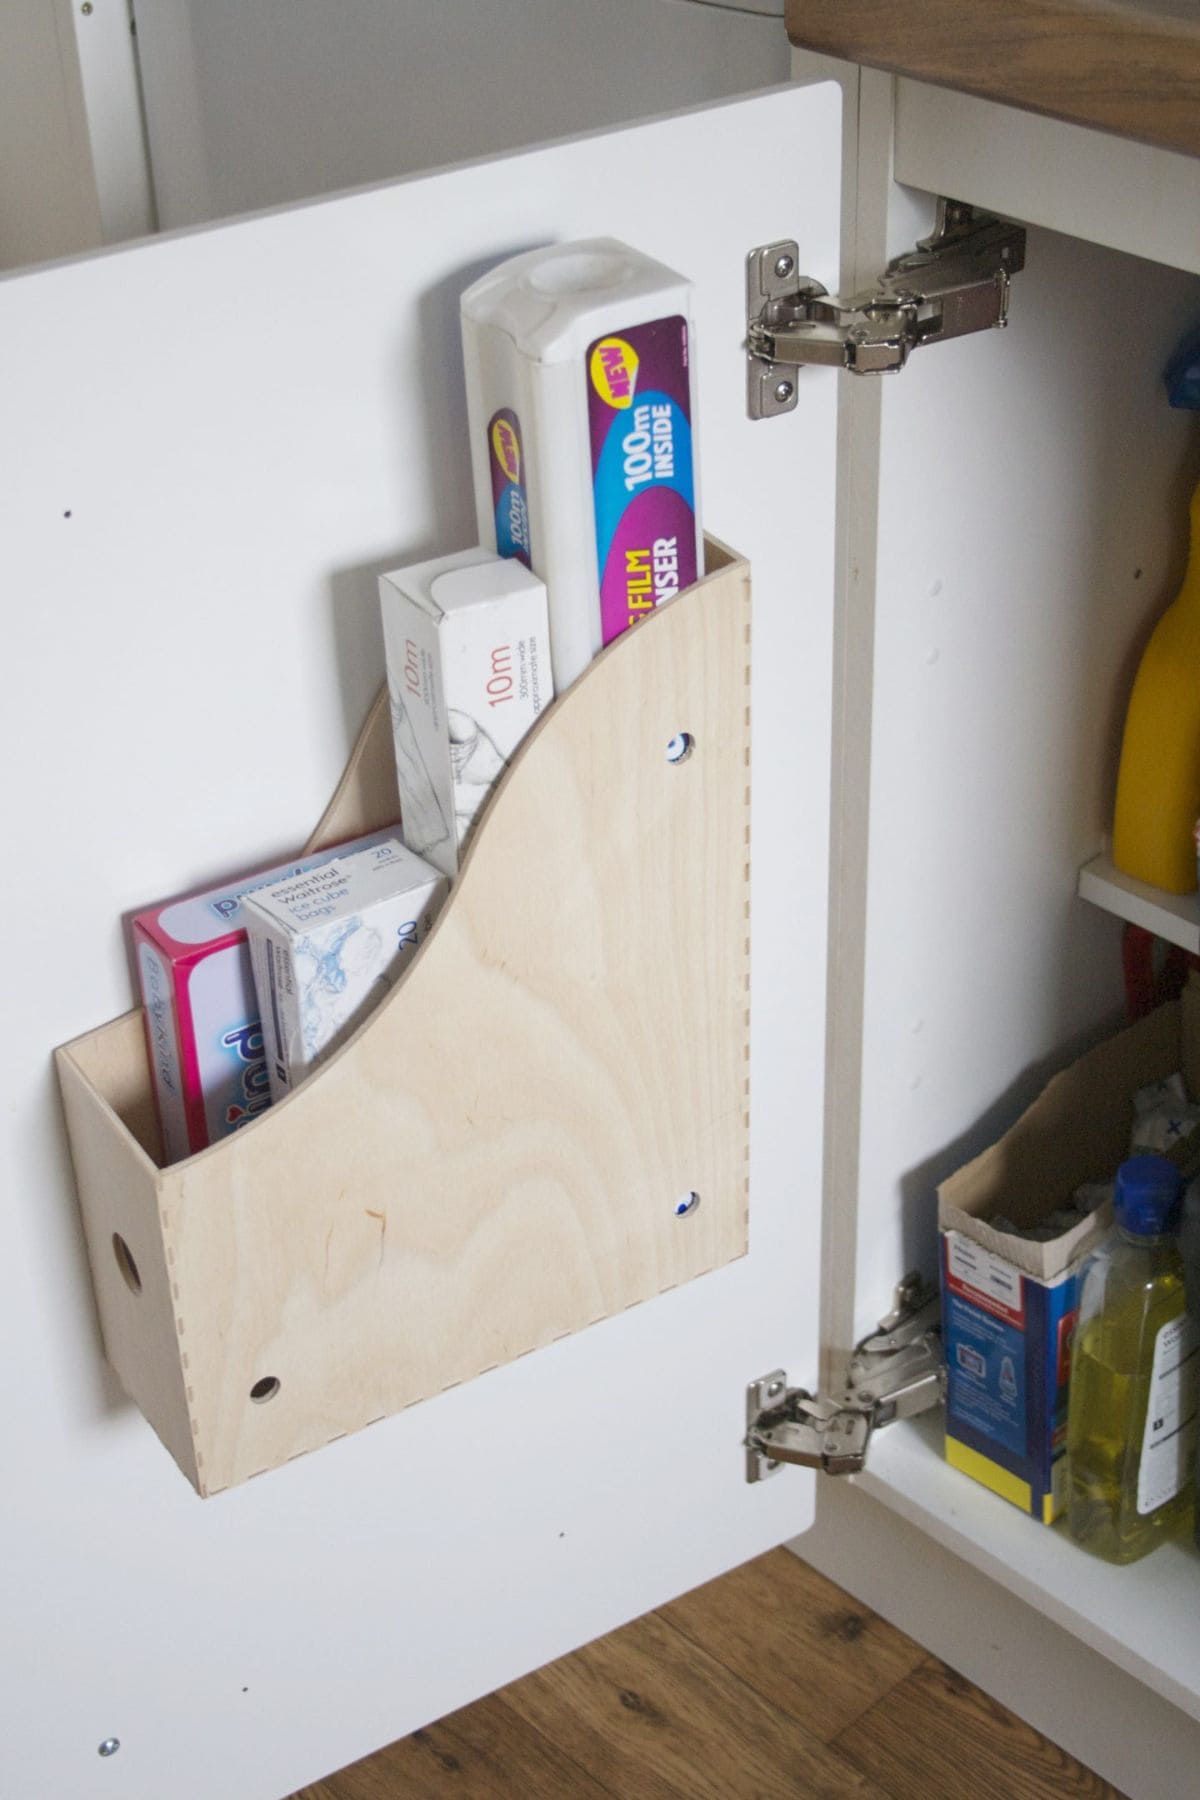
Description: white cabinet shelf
xmin=861 ymin=1413 xmax=1200 ymax=1723
xmin=1078 ymin=854 xmax=1200 ymax=955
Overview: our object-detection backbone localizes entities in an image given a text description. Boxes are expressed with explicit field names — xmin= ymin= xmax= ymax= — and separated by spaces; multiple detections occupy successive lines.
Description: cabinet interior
xmin=849 ymin=204 xmax=1200 ymax=1710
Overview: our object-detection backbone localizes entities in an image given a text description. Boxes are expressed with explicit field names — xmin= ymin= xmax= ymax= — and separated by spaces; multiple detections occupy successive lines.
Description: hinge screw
xmin=773 ymin=253 xmax=795 ymax=279
xmin=766 ymin=1379 xmax=784 ymax=1400
xmin=773 ymin=380 xmax=794 ymax=405
xmin=98 ymin=1739 xmax=120 ymax=1757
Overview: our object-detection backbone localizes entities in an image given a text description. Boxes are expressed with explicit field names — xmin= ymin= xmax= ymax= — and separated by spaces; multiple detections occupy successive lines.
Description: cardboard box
xmin=938 ymin=979 xmax=1200 ymax=1522
xmin=132 ymin=826 xmax=399 ymax=1162
xmin=379 ymin=548 xmax=551 ymax=878
xmin=243 ymin=837 xmax=446 ymax=1099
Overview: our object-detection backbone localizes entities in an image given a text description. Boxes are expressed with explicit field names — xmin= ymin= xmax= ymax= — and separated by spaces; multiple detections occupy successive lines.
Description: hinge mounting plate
xmin=745 ymin=1273 xmax=944 ymax=1481
xmin=746 ymin=199 xmax=1027 ymax=417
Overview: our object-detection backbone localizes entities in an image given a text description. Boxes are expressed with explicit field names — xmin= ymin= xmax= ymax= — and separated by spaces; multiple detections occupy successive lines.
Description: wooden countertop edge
xmin=785 ymin=0 xmax=1200 ymax=160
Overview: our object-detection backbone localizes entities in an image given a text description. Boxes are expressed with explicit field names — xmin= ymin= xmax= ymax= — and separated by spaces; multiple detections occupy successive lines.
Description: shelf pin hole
xmin=674 ymin=1191 xmax=701 ymax=1218
xmin=250 ymin=1376 xmax=280 ymax=1404
xmin=112 ymin=1233 xmax=142 ymax=1294
xmin=666 ymin=732 xmax=694 ymax=765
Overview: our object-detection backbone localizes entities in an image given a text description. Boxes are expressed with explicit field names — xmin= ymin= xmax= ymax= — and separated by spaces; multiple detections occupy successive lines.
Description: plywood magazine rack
xmin=56 ymin=542 xmax=751 ymax=1496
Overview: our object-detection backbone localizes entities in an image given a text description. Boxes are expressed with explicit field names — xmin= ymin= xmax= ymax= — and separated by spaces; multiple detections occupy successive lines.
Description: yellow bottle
xmin=1112 ymin=479 xmax=1200 ymax=894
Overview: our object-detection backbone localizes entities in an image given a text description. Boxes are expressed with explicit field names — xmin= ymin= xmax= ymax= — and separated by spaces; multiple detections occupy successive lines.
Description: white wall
xmin=134 ymin=0 xmax=791 ymax=228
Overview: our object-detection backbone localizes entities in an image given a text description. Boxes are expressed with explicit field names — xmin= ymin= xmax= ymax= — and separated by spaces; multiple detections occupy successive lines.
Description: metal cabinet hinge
xmin=746 ymin=199 xmax=1027 ymax=417
xmin=745 ymin=1273 xmax=944 ymax=1481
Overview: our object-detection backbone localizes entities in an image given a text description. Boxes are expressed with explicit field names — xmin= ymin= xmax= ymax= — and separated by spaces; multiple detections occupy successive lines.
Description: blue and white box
xmin=939 ymin=1225 xmax=1088 ymax=1523
xmin=243 ymin=838 xmax=447 ymax=1101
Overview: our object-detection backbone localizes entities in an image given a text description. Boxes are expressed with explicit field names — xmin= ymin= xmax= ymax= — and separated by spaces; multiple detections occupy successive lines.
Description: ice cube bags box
xmin=379 ymin=547 xmax=551 ymax=877
xmin=461 ymin=238 xmax=701 ymax=690
xmin=243 ymin=836 xmax=447 ymax=1100
xmin=133 ymin=827 xmax=398 ymax=1163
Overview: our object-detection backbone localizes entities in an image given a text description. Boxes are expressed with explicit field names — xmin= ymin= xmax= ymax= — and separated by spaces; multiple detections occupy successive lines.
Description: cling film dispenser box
xmin=938 ymin=979 xmax=1200 ymax=1522
xmin=460 ymin=238 xmax=702 ymax=692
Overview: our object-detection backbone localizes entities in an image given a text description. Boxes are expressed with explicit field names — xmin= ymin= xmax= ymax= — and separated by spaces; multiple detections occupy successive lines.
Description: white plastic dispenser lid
xmin=460 ymin=237 xmax=693 ymax=365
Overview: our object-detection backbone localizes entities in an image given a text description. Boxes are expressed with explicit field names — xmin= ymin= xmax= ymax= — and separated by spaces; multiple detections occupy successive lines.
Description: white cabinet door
xmin=0 ymin=84 xmax=841 ymax=1800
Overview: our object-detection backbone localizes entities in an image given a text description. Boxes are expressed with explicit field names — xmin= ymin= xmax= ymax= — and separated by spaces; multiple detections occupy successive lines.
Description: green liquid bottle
xmin=1067 ymin=1155 xmax=1199 ymax=1564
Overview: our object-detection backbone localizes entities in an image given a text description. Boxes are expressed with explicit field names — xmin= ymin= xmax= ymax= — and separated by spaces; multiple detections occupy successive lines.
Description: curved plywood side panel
xmin=306 ymin=536 xmax=742 ymax=856
xmin=57 ymin=545 xmax=751 ymax=1495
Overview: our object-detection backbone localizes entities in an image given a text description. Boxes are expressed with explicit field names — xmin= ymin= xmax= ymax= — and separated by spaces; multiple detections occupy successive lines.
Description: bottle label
xmin=1137 ymin=1312 xmax=1200 ymax=1515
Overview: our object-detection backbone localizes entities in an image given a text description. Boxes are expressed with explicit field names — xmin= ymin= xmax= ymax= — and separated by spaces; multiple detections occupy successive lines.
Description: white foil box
xmin=243 ymin=837 xmax=447 ymax=1101
xmin=379 ymin=547 xmax=551 ymax=876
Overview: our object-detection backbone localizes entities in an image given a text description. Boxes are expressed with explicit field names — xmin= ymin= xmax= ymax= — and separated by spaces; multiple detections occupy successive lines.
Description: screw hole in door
xmin=674 ymin=1191 xmax=701 ymax=1218
xmin=112 ymin=1233 xmax=142 ymax=1294
xmin=665 ymin=732 xmax=694 ymax=764
xmin=249 ymin=1376 xmax=280 ymax=1404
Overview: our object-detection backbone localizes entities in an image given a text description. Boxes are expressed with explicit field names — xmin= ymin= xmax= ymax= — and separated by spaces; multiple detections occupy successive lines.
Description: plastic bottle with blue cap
xmin=1066 ymin=1154 xmax=1199 ymax=1563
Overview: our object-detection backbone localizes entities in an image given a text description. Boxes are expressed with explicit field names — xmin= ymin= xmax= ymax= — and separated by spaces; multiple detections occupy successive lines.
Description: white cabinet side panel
xmin=135 ymin=0 xmax=792 ymax=229
xmin=0 ymin=86 xmax=839 ymax=1800
xmin=854 ymin=225 xmax=1200 ymax=1342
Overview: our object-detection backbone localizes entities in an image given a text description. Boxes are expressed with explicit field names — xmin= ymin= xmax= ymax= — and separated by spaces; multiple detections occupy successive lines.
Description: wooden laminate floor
xmin=287 ymin=1549 xmax=1127 ymax=1800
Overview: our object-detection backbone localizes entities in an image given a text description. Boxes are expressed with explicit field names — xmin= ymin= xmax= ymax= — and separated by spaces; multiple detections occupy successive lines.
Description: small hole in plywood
xmin=666 ymin=732 xmax=695 ymax=765
xmin=674 ymin=1192 xmax=701 ymax=1218
xmin=112 ymin=1233 xmax=142 ymax=1294
xmin=249 ymin=1376 xmax=280 ymax=1404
